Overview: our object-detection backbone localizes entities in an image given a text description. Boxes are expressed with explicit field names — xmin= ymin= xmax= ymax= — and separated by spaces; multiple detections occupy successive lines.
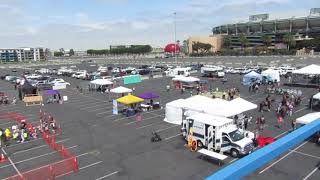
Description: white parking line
xmin=303 ymin=166 xmax=320 ymax=180
xmin=294 ymin=107 xmax=308 ymax=113
xmin=12 ymin=138 xmax=70 ymax=155
xmin=259 ymin=141 xmax=308 ymax=174
xmin=80 ymin=104 xmax=107 ymax=110
xmin=56 ymin=161 xmax=103 ymax=179
xmin=290 ymin=150 xmax=320 ymax=159
xmin=229 ymin=158 xmax=238 ymax=163
xmin=165 ymin=133 xmax=182 ymax=140
xmin=124 ymin=114 xmax=163 ymax=125
xmin=274 ymin=131 xmax=288 ymax=139
xmin=0 ymin=145 xmax=78 ymax=170
xmin=156 ymin=124 xmax=180 ymax=133
xmin=88 ymin=106 xmax=113 ymax=112
xmin=95 ymin=171 xmax=119 ymax=180
xmin=96 ymin=111 xmax=112 ymax=116
xmin=1 ymin=148 xmax=22 ymax=178
xmin=136 ymin=121 xmax=164 ymax=130
xmin=78 ymin=101 xmax=108 ymax=108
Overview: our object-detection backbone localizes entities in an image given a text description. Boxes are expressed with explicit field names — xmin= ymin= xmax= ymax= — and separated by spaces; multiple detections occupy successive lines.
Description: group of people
xmin=0 ymin=120 xmax=34 ymax=147
xmin=0 ymin=112 xmax=59 ymax=147
xmin=39 ymin=114 xmax=59 ymax=134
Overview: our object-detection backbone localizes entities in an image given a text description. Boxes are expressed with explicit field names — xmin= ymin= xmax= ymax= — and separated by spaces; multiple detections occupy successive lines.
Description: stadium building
xmin=212 ymin=9 xmax=320 ymax=48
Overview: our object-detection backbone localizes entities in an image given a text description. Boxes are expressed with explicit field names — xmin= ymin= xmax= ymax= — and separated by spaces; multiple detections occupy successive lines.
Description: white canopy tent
xmin=293 ymin=64 xmax=320 ymax=75
xmin=229 ymin=98 xmax=258 ymax=115
xmin=164 ymin=99 xmax=186 ymax=125
xmin=110 ymin=86 xmax=132 ymax=94
xmin=164 ymin=95 xmax=257 ymax=125
xmin=261 ymin=69 xmax=280 ymax=83
xmin=313 ymin=92 xmax=320 ymax=100
xmin=90 ymin=79 xmax=113 ymax=86
xmin=296 ymin=112 xmax=320 ymax=124
xmin=172 ymin=76 xmax=200 ymax=83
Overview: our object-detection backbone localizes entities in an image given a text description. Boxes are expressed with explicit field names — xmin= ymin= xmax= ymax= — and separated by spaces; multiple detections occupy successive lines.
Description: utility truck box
xmin=181 ymin=113 xmax=254 ymax=157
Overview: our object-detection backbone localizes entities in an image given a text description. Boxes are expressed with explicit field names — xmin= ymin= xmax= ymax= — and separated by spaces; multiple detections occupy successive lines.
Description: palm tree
xmin=239 ymin=34 xmax=249 ymax=49
xmin=261 ymin=35 xmax=273 ymax=47
xmin=282 ymin=33 xmax=296 ymax=50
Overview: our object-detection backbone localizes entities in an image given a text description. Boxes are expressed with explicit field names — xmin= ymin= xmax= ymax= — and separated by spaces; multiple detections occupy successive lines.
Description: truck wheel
xmin=197 ymin=141 xmax=203 ymax=148
xmin=231 ymin=149 xmax=239 ymax=158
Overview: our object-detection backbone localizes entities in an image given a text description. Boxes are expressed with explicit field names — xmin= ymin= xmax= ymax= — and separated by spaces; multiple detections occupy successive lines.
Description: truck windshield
xmin=228 ymin=130 xmax=244 ymax=141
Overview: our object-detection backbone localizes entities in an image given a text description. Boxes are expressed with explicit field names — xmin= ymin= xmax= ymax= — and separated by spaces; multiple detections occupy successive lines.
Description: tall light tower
xmin=174 ymin=12 xmax=177 ymax=65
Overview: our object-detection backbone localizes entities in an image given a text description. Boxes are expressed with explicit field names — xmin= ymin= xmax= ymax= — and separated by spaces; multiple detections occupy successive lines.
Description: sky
xmin=0 ymin=0 xmax=318 ymax=50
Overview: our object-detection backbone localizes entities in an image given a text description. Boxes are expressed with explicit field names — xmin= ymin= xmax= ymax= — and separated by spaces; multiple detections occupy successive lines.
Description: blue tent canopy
xmin=242 ymin=71 xmax=262 ymax=86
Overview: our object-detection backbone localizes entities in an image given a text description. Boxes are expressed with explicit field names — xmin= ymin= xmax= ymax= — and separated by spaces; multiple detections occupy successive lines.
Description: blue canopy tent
xmin=242 ymin=71 xmax=262 ymax=86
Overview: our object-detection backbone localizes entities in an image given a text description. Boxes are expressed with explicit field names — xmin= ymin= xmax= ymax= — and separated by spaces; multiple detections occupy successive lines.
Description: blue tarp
xmin=242 ymin=71 xmax=262 ymax=86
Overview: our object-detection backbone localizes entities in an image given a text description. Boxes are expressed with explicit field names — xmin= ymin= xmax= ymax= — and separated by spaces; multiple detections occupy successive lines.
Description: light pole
xmin=174 ymin=12 xmax=177 ymax=65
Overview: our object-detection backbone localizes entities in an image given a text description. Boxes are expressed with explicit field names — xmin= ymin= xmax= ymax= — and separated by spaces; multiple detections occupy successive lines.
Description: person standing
xmin=244 ymin=118 xmax=248 ymax=130
xmin=166 ymin=85 xmax=170 ymax=93
xmin=291 ymin=119 xmax=297 ymax=131
xmin=0 ymin=128 xmax=4 ymax=147
xmin=288 ymin=76 xmax=291 ymax=83
xmin=277 ymin=114 xmax=283 ymax=129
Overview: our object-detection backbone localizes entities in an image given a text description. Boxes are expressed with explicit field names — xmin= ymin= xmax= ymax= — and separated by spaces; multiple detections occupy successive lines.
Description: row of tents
xmin=242 ymin=64 xmax=320 ymax=86
xmin=242 ymin=69 xmax=280 ymax=86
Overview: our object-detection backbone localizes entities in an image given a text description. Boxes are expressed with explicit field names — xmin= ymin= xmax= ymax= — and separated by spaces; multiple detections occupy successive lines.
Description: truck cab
xmin=182 ymin=113 xmax=254 ymax=157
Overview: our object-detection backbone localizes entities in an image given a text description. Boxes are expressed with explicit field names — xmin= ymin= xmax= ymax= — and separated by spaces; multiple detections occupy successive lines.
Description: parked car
xmin=0 ymin=74 xmax=10 ymax=80
xmin=50 ymin=78 xmax=70 ymax=86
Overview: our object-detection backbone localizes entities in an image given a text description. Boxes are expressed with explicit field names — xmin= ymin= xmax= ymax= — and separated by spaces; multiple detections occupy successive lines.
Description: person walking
xmin=166 ymin=85 xmax=170 ymax=93
xmin=288 ymin=102 xmax=294 ymax=116
xmin=244 ymin=118 xmax=249 ymax=130
xmin=256 ymin=117 xmax=262 ymax=131
xmin=277 ymin=114 xmax=283 ymax=129
xmin=0 ymin=128 xmax=4 ymax=147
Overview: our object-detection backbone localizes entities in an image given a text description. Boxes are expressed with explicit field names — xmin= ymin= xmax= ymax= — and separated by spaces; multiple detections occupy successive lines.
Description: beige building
xmin=186 ymin=35 xmax=223 ymax=54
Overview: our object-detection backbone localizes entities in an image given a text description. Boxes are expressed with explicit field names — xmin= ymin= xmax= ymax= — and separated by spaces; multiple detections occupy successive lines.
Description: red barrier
xmin=0 ymin=112 xmax=79 ymax=180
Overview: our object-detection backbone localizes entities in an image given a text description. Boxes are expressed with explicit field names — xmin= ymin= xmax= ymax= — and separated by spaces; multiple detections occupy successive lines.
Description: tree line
xmin=87 ymin=45 xmax=152 ymax=55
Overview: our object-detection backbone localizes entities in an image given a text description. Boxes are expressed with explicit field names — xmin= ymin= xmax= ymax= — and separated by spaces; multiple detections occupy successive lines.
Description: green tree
xmin=238 ymin=34 xmax=249 ymax=49
xmin=261 ymin=35 xmax=273 ymax=47
xmin=69 ymin=49 xmax=75 ymax=56
xmin=191 ymin=42 xmax=212 ymax=54
xmin=54 ymin=51 xmax=64 ymax=57
xmin=223 ymin=36 xmax=232 ymax=48
xmin=282 ymin=33 xmax=296 ymax=50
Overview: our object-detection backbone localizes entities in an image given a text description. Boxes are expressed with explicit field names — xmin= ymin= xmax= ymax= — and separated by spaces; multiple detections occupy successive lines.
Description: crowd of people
xmin=0 ymin=112 xmax=59 ymax=148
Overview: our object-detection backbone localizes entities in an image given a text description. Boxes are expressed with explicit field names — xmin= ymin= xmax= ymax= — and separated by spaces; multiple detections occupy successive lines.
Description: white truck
xmin=165 ymin=67 xmax=191 ymax=77
xmin=200 ymin=65 xmax=224 ymax=78
xmin=181 ymin=113 xmax=254 ymax=158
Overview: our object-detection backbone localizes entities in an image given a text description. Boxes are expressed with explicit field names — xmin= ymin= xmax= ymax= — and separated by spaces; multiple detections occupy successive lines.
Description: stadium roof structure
xmin=212 ymin=16 xmax=320 ymax=35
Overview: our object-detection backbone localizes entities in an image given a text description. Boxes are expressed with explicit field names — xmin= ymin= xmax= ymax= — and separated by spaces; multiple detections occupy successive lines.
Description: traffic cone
xmin=0 ymin=153 xmax=7 ymax=163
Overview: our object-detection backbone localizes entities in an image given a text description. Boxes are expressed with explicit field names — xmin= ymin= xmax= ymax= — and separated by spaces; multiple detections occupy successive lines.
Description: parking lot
xmin=0 ymin=60 xmax=319 ymax=180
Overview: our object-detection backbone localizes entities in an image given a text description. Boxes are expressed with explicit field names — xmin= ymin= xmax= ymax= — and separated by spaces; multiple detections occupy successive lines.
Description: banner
xmin=112 ymin=99 xmax=118 ymax=115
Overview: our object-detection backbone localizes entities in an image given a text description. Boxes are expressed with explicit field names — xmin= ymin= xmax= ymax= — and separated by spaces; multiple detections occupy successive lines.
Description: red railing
xmin=0 ymin=112 xmax=79 ymax=180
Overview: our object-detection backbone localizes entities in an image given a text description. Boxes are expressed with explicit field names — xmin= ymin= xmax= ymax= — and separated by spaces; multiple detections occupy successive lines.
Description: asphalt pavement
xmin=0 ymin=61 xmax=319 ymax=180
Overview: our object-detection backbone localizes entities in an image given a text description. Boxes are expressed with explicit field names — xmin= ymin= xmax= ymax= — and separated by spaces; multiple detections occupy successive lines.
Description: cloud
xmin=49 ymin=15 xmax=65 ymax=19
xmin=75 ymin=12 xmax=89 ymax=19
xmin=0 ymin=0 xmax=316 ymax=50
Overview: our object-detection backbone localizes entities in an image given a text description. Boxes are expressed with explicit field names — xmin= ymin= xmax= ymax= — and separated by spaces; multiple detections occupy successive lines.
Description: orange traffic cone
xmin=0 ymin=153 xmax=7 ymax=163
